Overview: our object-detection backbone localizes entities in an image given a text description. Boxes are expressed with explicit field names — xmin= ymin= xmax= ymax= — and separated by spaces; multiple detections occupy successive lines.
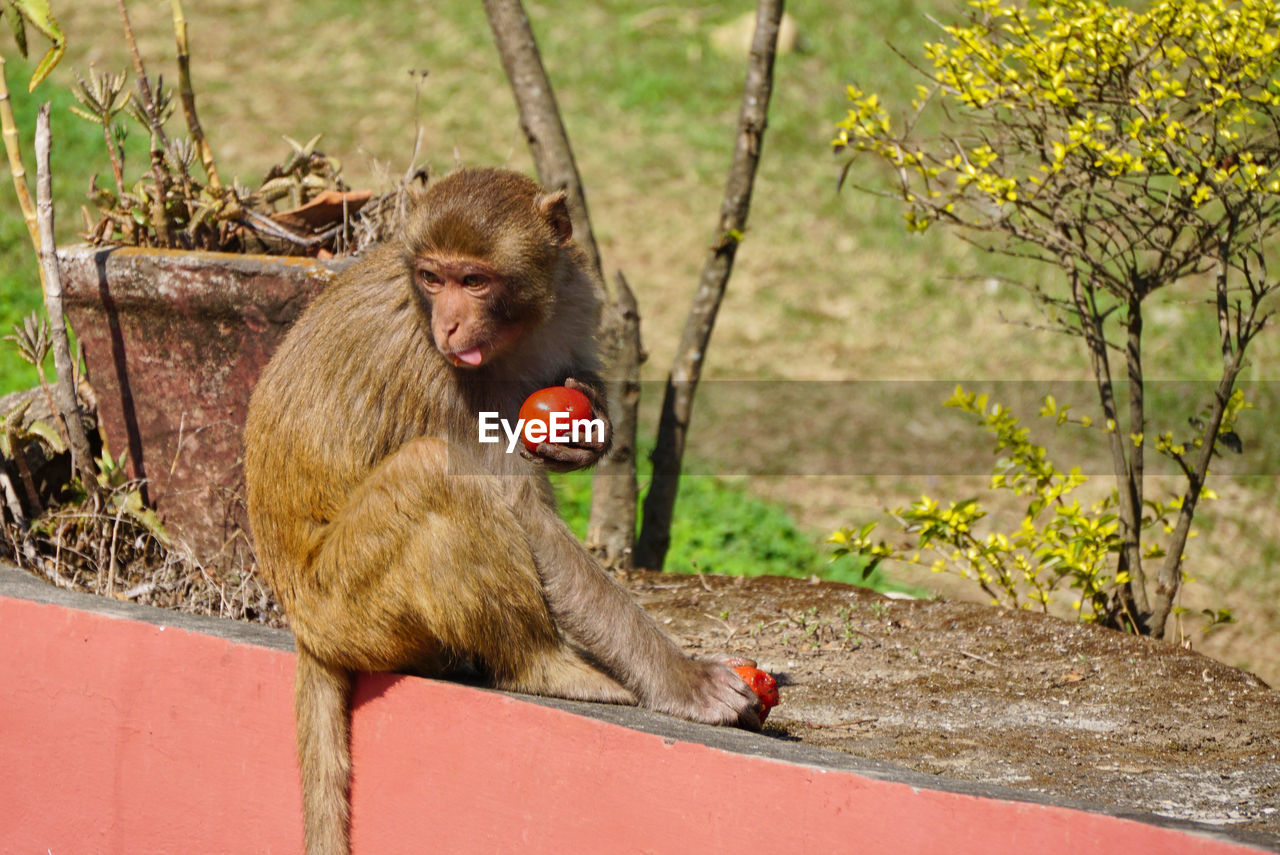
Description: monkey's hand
xmin=645 ymin=657 xmax=763 ymax=731
xmin=521 ymin=377 xmax=612 ymax=472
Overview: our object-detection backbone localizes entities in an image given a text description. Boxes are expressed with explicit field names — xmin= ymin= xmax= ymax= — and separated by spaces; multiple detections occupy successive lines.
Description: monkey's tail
xmin=295 ymin=649 xmax=354 ymax=855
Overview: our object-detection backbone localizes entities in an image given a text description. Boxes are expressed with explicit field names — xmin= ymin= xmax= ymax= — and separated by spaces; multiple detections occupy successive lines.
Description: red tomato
xmin=518 ymin=386 xmax=594 ymax=452
xmin=732 ymin=664 xmax=779 ymax=722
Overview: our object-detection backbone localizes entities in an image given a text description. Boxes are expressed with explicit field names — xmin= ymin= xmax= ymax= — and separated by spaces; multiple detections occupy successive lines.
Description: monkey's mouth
xmin=443 ymin=322 xmax=525 ymax=369
xmin=448 ymin=346 xmax=486 ymax=367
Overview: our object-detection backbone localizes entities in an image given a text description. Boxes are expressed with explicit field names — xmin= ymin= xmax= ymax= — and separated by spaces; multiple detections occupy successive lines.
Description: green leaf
xmin=26 ymin=35 xmax=63 ymax=89
xmin=24 ymin=418 xmax=65 ymax=452
xmin=6 ymin=0 xmax=65 ymax=89
xmin=68 ymin=104 xmax=100 ymax=123
xmin=1200 ymin=608 xmax=1236 ymax=632
xmin=1217 ymin=431 xmax=1243 ymax=454
xmin=944 ymin=385 xmax=971 ymax=409
xmin=4 ymin=4 xmax=28 ymax=58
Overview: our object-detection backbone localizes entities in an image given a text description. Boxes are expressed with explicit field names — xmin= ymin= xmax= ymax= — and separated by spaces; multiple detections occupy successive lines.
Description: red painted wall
xmin=1 ymin=589 xmax=1270 ymax=855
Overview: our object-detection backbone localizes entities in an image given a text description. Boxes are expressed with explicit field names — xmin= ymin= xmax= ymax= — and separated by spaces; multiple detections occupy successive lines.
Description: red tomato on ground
xmin=732 ymin=664 xmax=779 ymax=722
xmin=519 ymin=386 xmax=594 ymax=452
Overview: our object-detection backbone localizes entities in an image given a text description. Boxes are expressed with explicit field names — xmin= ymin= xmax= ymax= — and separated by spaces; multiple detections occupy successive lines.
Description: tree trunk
xmin=484 ymin=0 xmax=642 ymax=564
xmin=586 ymin=273 xmax=644 ymax=569
xmin=1148 ymin=246 xmax=1249 ymax=638
xmin=635 ymin=0 xmax=784 ymax=570
xmin=1071 ymin=273 xmax=1148 ymax=624
xmin=483 ymin=0 xmax=604 ymax=279
xmin=1148 ymin=364 xmax=1241 ymax=638
xmin=1120 ymin=294 xmax=1148 ymax=627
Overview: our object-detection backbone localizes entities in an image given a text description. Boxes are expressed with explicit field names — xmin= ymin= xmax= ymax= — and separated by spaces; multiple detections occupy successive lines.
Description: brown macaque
xmin=243 ymin=167 xmax=760 ymax=855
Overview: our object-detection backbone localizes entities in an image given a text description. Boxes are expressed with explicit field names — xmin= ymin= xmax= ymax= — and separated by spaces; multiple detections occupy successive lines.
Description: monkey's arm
xmin=516 ymin=491 xmax=761 ymax=729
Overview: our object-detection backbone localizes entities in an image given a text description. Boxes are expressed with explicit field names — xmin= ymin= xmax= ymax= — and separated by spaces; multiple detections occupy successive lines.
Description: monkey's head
xmin=402 ymin=168 xmax=575 ymax=370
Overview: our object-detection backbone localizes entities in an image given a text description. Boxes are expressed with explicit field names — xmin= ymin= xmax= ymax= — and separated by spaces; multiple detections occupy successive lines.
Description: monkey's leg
xmin=292 ymin=437 xmax=633 ymax=704
xmin=295 ymin=650 xmax=353 ymax=855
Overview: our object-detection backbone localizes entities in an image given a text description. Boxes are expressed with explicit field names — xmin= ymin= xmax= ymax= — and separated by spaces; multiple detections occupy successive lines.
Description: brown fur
xmin=244 ymin=167 xmax=758 ymax=855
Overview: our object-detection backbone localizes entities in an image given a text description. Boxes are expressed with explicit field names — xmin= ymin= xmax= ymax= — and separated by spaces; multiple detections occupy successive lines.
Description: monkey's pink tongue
xmin=455 ymin=347 xmax=484 ymax=366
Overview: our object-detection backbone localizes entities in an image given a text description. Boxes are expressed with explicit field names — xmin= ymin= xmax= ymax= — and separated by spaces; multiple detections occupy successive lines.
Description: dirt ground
xmin=622 ymin=569 xmax=1280 ymax=845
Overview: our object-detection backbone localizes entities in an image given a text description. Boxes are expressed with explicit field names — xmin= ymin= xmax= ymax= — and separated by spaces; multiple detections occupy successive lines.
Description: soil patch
xmin=622 ymin=570 xmax=1280 ymax=844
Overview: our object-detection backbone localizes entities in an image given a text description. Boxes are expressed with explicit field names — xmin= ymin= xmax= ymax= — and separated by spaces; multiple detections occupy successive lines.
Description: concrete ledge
xmin=2 ymin=565 xmax=1274 ymax=855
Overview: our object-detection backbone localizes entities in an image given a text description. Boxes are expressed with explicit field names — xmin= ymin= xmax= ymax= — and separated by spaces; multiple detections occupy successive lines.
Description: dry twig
xmin=34 ymin=104 xmax=98 ymax=494
xmin=0 ymin=57 xmax=42 ymax=277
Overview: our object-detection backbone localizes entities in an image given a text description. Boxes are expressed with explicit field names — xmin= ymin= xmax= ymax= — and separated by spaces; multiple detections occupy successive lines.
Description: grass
xmin=550 ymin=441 xmax=912 ymax=594
xmin=0 ymin=0 xmax=1276 ymax=679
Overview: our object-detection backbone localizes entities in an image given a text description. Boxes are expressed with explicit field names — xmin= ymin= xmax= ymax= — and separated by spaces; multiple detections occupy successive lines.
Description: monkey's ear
xmin=406 ymin=181 xmax=430 ymax=206
xmin=537 ymin=191 xmax=574 ymax=246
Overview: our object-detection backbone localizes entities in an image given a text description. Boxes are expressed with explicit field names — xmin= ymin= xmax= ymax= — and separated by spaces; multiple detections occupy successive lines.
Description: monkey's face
xmin=412 ymin=254 xmax=534 ymax=369
xmin=402 ymin=167 xmax=574 ymax=369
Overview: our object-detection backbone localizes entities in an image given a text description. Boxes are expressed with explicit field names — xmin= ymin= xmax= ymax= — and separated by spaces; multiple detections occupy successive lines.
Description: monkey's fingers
xmin=709 ymin=663 xmax=764 ymax=731
xmin=563 ymin=378 xmax=613 ymax=446
xmin=663 ymin=660 xmax=763 ymax=731
xmin=527 ymin=442 xmax=597 ymax=472
xmin=733 ymin=697 xmax=763 ymax=732
xmin=564 ymin=435 xmax=608 ymax=453
xmin=517 ymin=447 xmax=560 ymax=470
xmin=563 ymin=376 xmax=602 ymax=405
xmin=517 ymin=445 xmax=571 ymax=470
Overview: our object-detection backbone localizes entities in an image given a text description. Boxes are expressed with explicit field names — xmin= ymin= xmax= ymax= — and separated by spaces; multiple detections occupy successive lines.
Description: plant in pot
xmin=0 ymin=0 xmax=411 ymax=607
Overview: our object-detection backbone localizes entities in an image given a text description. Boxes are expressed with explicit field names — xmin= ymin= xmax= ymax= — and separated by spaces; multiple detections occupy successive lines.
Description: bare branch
xmin=171 ymin=0 xmax=221 ymax=188
xmin=0 ymin=57 xmax=43 ymax=271
xmin=34 ymin=104 xmax=99 ymax=495
xmin=483 ymin=0 xmax=605 ymax=286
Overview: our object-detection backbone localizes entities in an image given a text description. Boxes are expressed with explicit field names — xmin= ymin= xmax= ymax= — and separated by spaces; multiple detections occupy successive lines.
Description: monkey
xmin=243 ymin=167 xmax=760 ymax=855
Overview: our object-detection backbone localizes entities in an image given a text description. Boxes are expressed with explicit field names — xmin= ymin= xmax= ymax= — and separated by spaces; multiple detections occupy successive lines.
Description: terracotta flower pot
xmin=58 ymin=245 xmax=343 ymax=563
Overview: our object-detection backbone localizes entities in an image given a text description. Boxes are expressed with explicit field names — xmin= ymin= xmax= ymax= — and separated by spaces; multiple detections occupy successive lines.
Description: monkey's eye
xmin=461 ymin=275 xmax=489 ymax=291
xmin=418 ymin=269 xmax=444 ymax=289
